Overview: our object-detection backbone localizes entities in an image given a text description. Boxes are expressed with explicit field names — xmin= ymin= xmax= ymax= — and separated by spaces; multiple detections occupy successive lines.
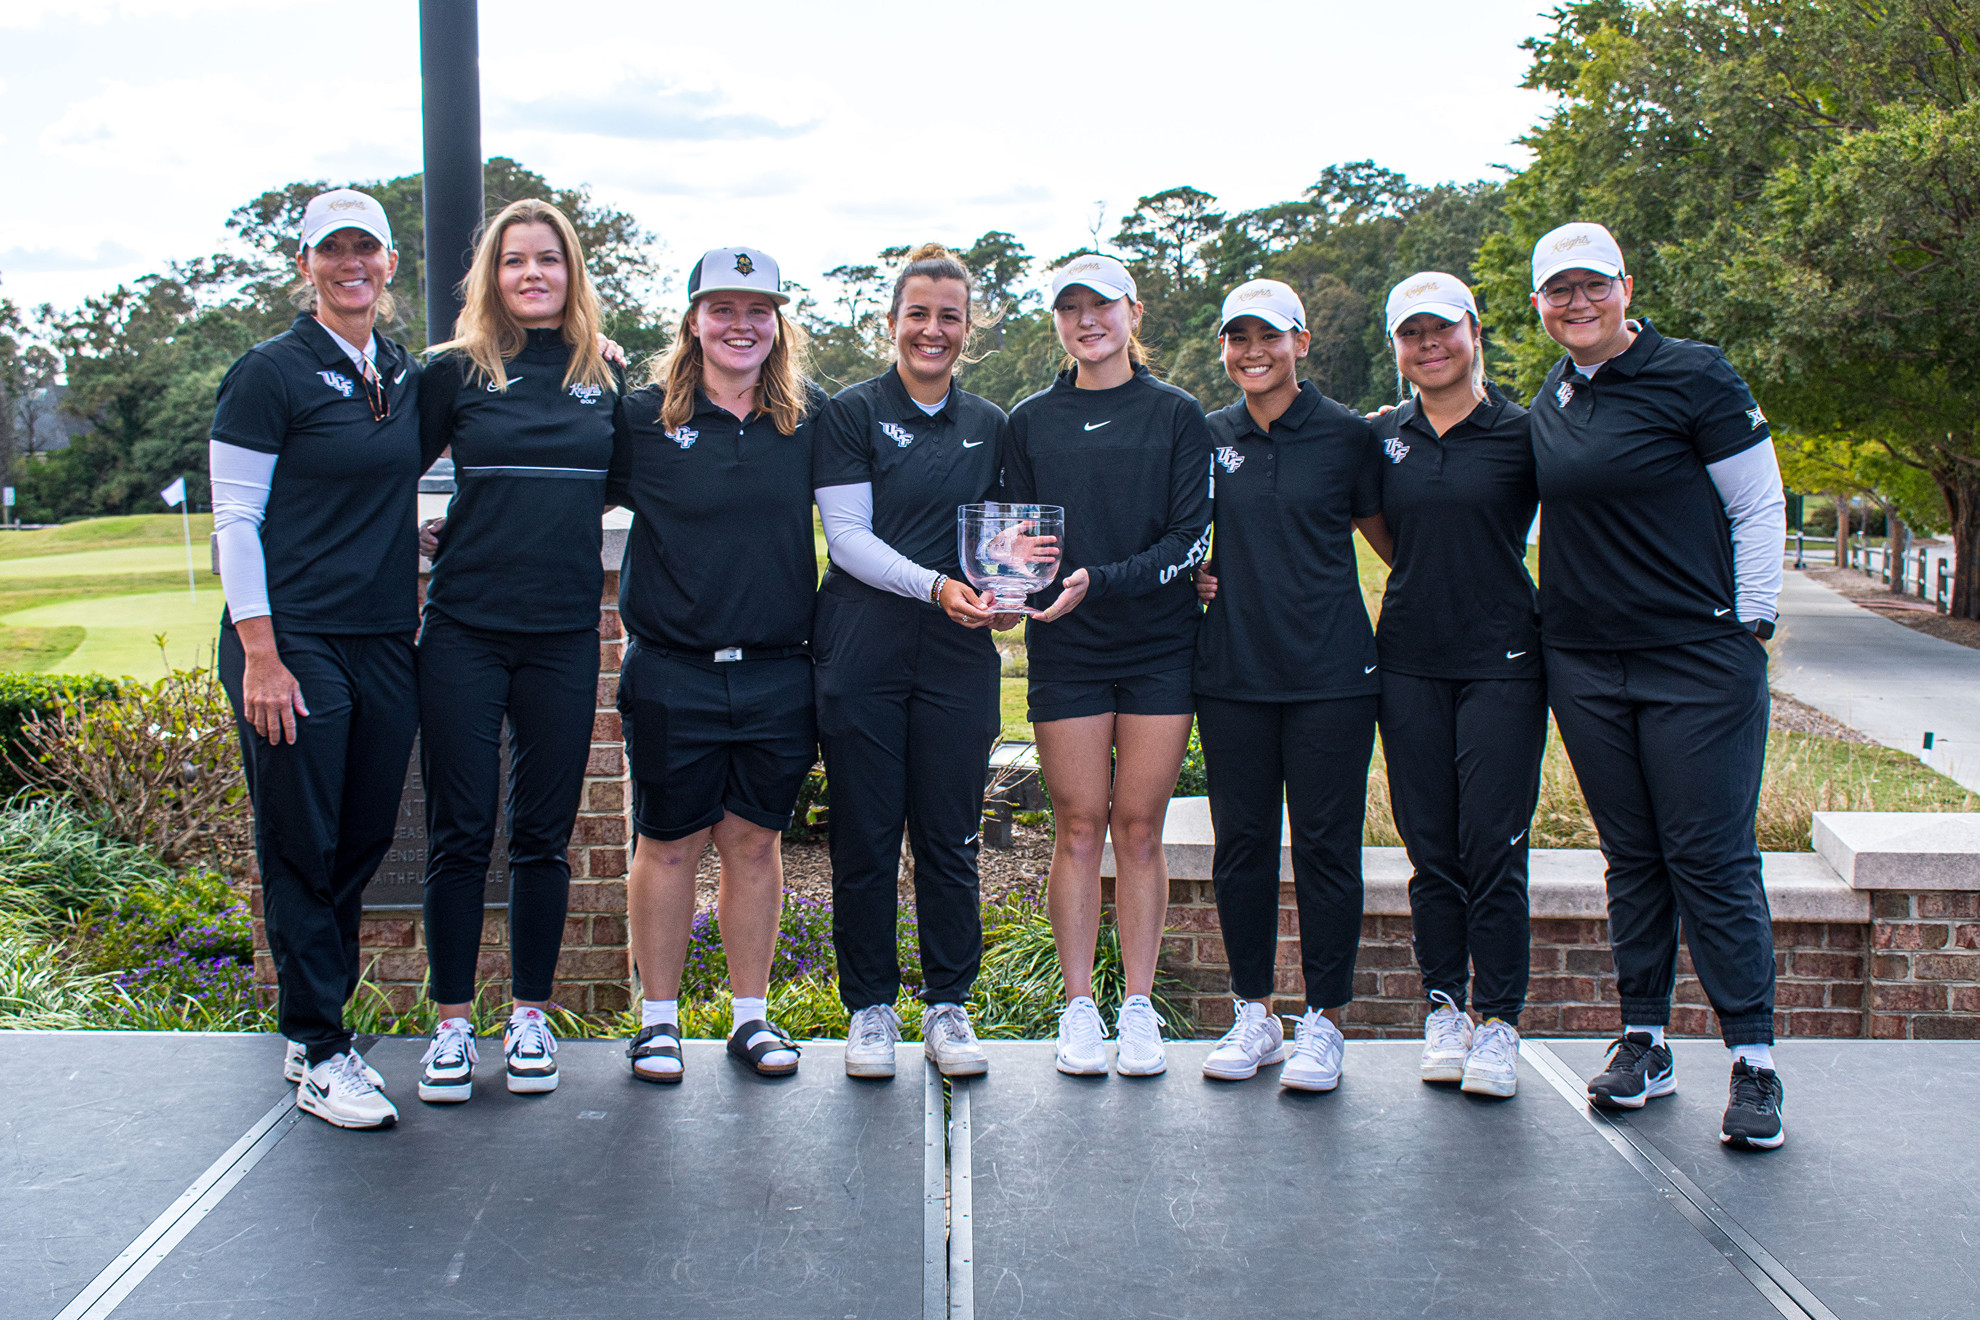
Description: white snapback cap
xmin=1531 ymin=222 xmax=1626 ymax=291
xmin=1219 ymin=279 xmax=1306 ymax=333
xmin=1385 ymin=271 xmax=1479 ymax=335
xmin=687 ymin=246 xmax=790 ymax=305
xmin=1050 ymin=253 xmax=1137 ymax=303
xmin=300 ymin=189 xmax=393 ymax=251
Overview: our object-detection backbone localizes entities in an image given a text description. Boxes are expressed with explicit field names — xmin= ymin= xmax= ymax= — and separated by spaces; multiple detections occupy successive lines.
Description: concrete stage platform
xmin=3 ymin=1033 xmax=1974 ymax=1319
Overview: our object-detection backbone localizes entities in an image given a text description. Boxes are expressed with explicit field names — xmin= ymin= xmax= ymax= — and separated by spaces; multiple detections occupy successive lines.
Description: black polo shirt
xmin=610 ymin=383 xmax=826 ymax=653
xmin=419 ymin=330 xmax=626 ymax=634
xmin=1193 ymin=381 xmax=1384 ymax=702
xmin=209 ymin=314 xmax=421 ymax=635
xmin=1531 ymin=320 xmax=1770 ymax=650
xmin=811 ymin=366 xmax=1008 ymax=579
xmin=1003 ymin=365 xmax=1213 ymax=681
xmin=1372 ymin=388 xmax=1541 ymax=680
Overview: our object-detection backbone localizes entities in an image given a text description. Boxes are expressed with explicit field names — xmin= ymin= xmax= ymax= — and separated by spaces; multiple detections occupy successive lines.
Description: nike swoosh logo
xmin=962 ymin=439 xmax=983 ymax=448
xmin=1511 ymin=829 xmax=1528 ymax=846
xmin=964 ymin=833 xmax=980 ymax=846
xmin=1364 ymin=664 xmax=1378 ymax=674
xmin=1506 ymin=650 xmax=1526 ymax=660
xmin=393 ymin=369 xmax=407 ymax=383
xmin=1084 ymin=420 xmax=1112 ymax=431
xmin=1714 ymin=608 xmax=1732 ymax=617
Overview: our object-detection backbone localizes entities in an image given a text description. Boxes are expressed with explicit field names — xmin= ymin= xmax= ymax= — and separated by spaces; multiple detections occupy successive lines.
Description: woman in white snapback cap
xmin=1368 ymin=272 xmax=1543 ymax=1100
xmin=613 ymin=246 xmax=827 ymax=1083
xmin=1001 ymin=253 xmax=1213 ymax=1078
xmin=209 ymin=187 xmax=419 ymax=1130
xmin=1523 ymin=222 xmax=1789 ymax=1150
xmin=1190 ymin=278 xmax=1389 ymax=1093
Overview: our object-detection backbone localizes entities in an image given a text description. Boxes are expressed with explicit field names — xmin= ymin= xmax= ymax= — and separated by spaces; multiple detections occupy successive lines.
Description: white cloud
xmin=0 ymin=239 xmax=141 ymax=272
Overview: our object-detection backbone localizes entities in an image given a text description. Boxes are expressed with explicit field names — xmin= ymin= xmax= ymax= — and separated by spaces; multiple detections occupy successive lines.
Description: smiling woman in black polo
xmin=209 ymin=188 xmax=420 ymax=1132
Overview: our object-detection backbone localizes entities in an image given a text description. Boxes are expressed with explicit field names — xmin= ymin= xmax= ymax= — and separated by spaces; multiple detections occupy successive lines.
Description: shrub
xmin=678 ymin=892 xmax=838 ymax=998
xmin=783 ymin=763 xmax=829 ymax=841
xmin=0 ymin=673 xmax=119 ymax=796
xmin=0 ymin=795 xmax=174 ymax=923
xmin=10 ymin=658 xmax=250 ymax=873
xmin=1174 ymin=722 xmax=1207 ymax=796
xmin=971 ymin=888 xmax=1193 ymax=1039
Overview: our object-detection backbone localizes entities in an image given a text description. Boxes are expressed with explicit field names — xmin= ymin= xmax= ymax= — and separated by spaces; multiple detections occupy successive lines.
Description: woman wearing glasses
xmin=210 ymin=189 xmax=421 ymax=1130
xmin=1525 ymin=223 xmax=1789 ymax=1150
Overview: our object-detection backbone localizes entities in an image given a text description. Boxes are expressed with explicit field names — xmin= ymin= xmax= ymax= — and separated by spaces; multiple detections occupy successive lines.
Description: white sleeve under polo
xmin=208 ymin=440 xmax=277 ymax=622
xmin=816 ymin=482 xmax=940 ymax=602
xmin=1705 ymin=438 xmax=1786 ymax=625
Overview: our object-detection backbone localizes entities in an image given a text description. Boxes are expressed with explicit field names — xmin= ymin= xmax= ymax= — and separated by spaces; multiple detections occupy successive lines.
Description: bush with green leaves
xmin=0 ymin=673 xmax=119 ymax=796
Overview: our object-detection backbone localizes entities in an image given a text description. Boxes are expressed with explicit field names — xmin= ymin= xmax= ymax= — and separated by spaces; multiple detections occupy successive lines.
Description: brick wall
xmin=1160 ymin=879 xmax=1969 ymax=1041
xmin=252 ymin=563 xmax=633 ymax=1020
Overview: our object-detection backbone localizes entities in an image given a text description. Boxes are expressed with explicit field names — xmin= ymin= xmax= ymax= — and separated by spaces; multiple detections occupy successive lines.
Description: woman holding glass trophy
xmin=811 ymin=244 xmax=1017 ymax=1080
xmin=1001 ymin=254 xmax=1214 ymax=1078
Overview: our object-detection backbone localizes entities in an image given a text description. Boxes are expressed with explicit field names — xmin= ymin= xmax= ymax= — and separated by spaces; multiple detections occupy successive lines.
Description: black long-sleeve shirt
xmin=1002 ymin=365 xmax=1213 ymax=680
xmin=418 ymin=330 xmax=626 ymax=633
xmin=609 ymin=384 xmax=826 ymax=653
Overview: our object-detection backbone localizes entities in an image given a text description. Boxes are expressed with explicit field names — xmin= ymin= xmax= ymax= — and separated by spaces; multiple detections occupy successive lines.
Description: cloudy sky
xmin=0 ymin=0 xmax=1556 ymax=315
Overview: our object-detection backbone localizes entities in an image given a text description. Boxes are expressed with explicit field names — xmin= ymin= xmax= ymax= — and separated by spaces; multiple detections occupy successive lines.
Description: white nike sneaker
xmin=1114 ymin=995 xmax=1167 ymax=1076
xmin=503 ymin=1009 xmax=559 ymax=1093
xmin=418 ymin=1018 xmax=478 ymax=1103
xmin=1461 ymin=1018 xmax=1520 ymax=1098
xmin=923 ymin=1002 xmax=989 ymax=1077
xmin=1054 ymin=997 xmax=1109 ymax=1076
xmin=845 ymin=1003 xmax=902 ymax=1078
xmin=284 ymin=1040 xmax=382 ymax=1087
xmin=299 ymin=1050 xmax=399 ymax=1129
xmin=1202 ymin=999 xmax=1288 ymax=1080
xmin=1280 ymin=1009 xmax=1345 ymax=1093
xmin=1420 ymin=991 xmax=1473 ymax=1084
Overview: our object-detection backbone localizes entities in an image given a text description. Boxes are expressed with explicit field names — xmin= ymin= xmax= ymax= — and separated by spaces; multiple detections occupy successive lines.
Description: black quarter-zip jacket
xmin=1372 ymin=387 xmax=1541 ymax=680
xmin=1193 ymin=381 xmax=1384 ymax=702
xmin=610 ymin=384 xmax=827 ymax=652
xmin=418 ymin=330 xmax=627 ymax=633
xmin=1003 ymin=365 xmax=1214 ymax=681
xmin=812 ymin=365 xmax=1008 ymax=579
xmin=209 ymin=314 xmax=421 ymax=635
xmin=1530 ymin=319 xmax=1771 ymax=650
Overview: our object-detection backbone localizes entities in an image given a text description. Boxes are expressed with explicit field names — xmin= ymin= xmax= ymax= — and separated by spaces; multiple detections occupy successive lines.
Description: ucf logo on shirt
xmin=1383 ymin=436 xmax=1411 ymax=464
xmin=667 ymin=426 xmax=698 ymax=450
xmin=1215 ymin=445 xmax=1245 ymax=473
xmin=879 ymin=422 xmax=914 ymax=448
xmin=318 ymin=370 xmax=355 ymax=397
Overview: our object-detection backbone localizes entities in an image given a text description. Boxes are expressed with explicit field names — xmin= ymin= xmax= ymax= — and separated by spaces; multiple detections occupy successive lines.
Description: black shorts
xmin=618 ymin=639 xmax=817 ymax=841
xmin=1027 ymin=667 xmax=1195 ymax=724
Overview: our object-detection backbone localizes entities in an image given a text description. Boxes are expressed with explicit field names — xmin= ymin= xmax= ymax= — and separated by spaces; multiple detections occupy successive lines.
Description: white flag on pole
xmin=160 ymin=477 xmax=187 ymax=508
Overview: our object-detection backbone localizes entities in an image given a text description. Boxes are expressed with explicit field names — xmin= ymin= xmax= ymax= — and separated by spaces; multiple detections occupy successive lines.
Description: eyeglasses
xmin=356 ymin=356 xmax=390 ymax=422
xmin=1540 ymin=276 xmax=1618 ymax=308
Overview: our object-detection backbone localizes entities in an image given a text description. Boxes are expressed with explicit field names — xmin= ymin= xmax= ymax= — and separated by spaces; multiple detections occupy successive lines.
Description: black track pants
xmin=220 ymin=625 xmax=417 ymax=1064
xmin=1379 ymin=673 xmax=1547 ymax=1023
xmin=814 ymin=578 xmax=1000 ymax=1009
xmin=418 ymin=617 xmax=598 ymax=1005
xmin=1197 ymin=694 xmax=1377 ymax=1010
xmin=1545 ymin=633 xmax=1775 ymax=1045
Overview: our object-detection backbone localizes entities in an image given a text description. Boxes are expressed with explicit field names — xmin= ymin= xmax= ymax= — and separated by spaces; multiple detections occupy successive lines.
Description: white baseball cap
xmin=300 ymin=189 xmax=393 ymax=251
xmin=1531 ymin=222 xmax=1626 ymax=291
xmin=1219 ymin=279 xmax=1306 ymax=333
xmin=1050 ymin=253 xmax=1137 ymax=303
xmin=687 ymin=246 xmax=790 ymax=305
xmin=1385 ymin=271 xmax=1479 ymax=335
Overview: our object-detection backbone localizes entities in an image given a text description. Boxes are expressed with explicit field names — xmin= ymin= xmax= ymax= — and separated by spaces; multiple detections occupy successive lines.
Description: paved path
xmin=1772 ymin=567 xmax=1980 ymax=793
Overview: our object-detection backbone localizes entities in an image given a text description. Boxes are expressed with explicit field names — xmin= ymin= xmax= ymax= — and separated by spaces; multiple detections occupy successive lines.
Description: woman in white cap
xmin=811 ymin=244 xmax=1012 ymax=1081
xmin=210 ymin=188 xmax=420 ymax=1130
xmin=1524 ymin=222 xmax=1788 ymax=1149
xmin=1190 ymin=279 xmax=1389 ymax=1092
xmin=1001 ymin=253 xmax=1213 ymax=1078
xmin=409 ymin=198 xmax=628 ymax=1105
xmin=1368 ymin=272 xmax=1543 ymax=1099
xmin=613 ymin=246 xmax=826 ymax=1082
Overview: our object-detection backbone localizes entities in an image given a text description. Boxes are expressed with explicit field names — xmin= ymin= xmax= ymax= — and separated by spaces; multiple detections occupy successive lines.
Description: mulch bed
xmin=1803 ymin=566 xmax=1980 ymax=651
xmin=1769 ymin=690 xmax=1875 ymax=744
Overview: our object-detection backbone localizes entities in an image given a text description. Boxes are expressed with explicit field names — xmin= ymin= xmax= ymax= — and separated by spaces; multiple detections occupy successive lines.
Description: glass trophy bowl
xmin=958 ymin=502 xmax=1064 ymax=614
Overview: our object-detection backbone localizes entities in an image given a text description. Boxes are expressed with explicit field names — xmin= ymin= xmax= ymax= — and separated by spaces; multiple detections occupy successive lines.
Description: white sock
xmin=1625 ymin=1024 xmax=1666 ymax=1046
xmin=641 ymin=999 xmax=678 ymax=1029
xmin=1731 ymin=1043 xmax=1775 ymax=1071
xmin=732 ymin=996 xmax=768 ymax=1029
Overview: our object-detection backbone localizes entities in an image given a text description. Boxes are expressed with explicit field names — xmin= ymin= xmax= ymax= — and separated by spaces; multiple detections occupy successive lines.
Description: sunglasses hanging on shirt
xmin=355 ymin=353 xmax=389 ymax=422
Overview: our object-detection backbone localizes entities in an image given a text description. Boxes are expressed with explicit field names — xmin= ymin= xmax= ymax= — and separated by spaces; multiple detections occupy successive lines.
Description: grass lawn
xmin=0 ymin=516 xmax=223 ymax=676
xmin=0 ymin=514 xmax=213 ymax=559
xmin=3 ymin=586 xmax=224 ymax=677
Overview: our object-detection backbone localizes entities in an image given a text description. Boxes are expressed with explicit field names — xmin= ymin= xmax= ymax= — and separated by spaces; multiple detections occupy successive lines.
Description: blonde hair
xmin=888 ymin=242 xmax=999 ymax=368
xmin=428 ymin=198 xmax=615 ymax=395
xmin=647 ymin=298 xmax=813 ymax=436
xmin=1393 ymin=312 xmax=1487 ymax=401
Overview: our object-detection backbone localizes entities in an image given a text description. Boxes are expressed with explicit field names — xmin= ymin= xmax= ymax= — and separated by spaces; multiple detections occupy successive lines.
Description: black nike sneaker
xmin=1587 ymin=1031 xmax=1676 ymax=1109
xmin=1719 ymin=1059 xmax=1785 ymax=1150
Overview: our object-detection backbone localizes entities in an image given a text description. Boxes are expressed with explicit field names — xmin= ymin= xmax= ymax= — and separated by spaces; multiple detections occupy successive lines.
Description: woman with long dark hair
xmin=210 ymin=189 xmax=420 ymax=1130
xmin=812 ymin=244 xmax=1011 ymax=1080
xmin=614 ymin=247 xmax=826 ymax=1083
xmin=412 ymin=198 xmax=626 ymax=1103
